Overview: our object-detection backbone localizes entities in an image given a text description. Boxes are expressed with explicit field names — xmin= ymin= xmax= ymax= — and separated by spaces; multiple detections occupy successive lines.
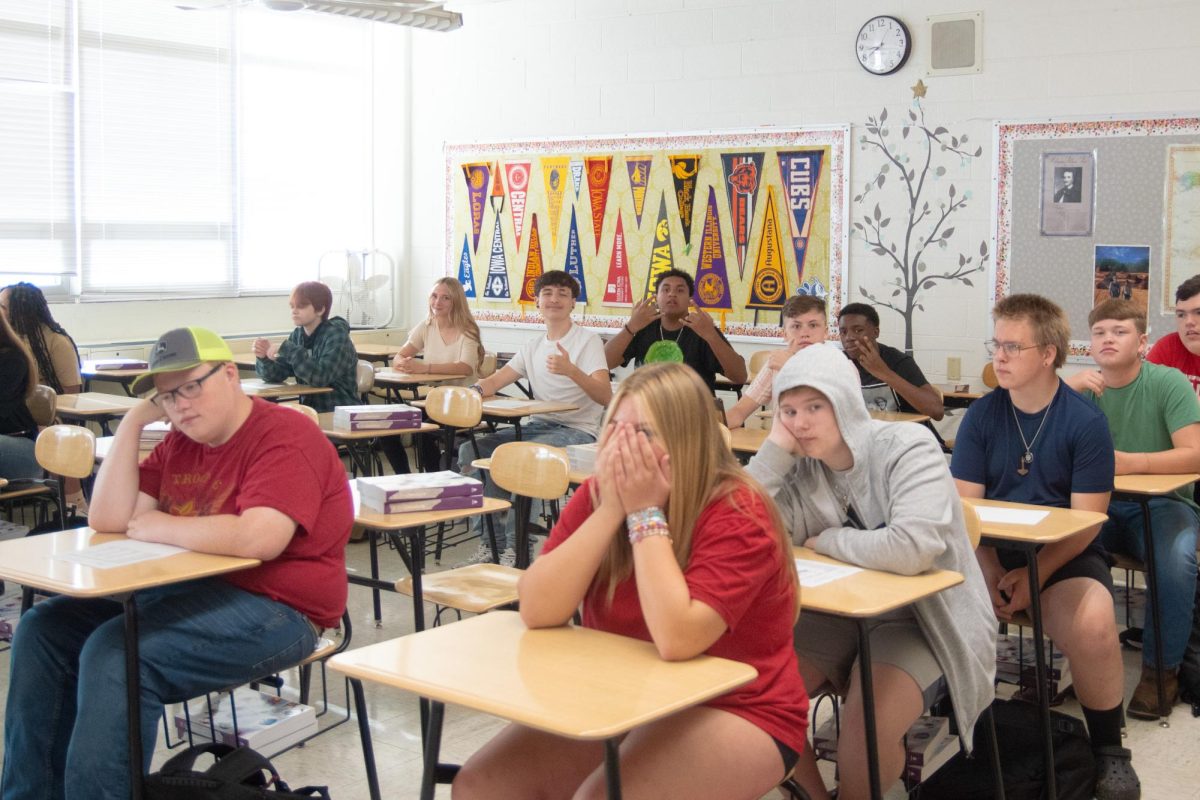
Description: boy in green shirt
xmin=1072 ymin=299 xmax=1200 ymax=718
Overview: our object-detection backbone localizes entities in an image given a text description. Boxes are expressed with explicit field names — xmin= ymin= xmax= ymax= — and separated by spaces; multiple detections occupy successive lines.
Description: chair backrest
xmin=424 ymin=386 xmax=483 ymax=429
xmin=27 ymin=385 xmax=57 ymax=427
xmin=490 ymin=442 xmax=570 ymax=501
xmin=479 ymin=351 xmax=497 ymax=378
xmin=355 ymin=360 xmax=375 ymax=394
xmin=35 ymin=424 xmax=96 ymax=479
xmin=961 ymin=499 xmax=982 ymax=549
xmin=717 ymin=423 xmax=733 ymax=451
xmin=281 ymin=401 xmax=321 ymax=426
xmin=982 ymin=362 xmax=998 ymax=389
xmin=748 ymin=350 xmax=773 ymax=376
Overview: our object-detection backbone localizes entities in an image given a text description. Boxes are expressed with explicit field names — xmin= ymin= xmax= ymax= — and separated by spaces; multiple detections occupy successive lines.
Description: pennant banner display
xmin=720 ymin=152 xmax=764 ymax=279
xmin=746 ymin=186 xmax=788 ymax=310
xmin=518 ymin=213 xmax=544 ymax=306
xmin=489 ymin=162 xmax=505 ymax=215
xmin=693 ymin=186 xmax=732 ymax=312
xmin=563 ymin=206 xmax=588 ymax=304
xmin=584 ymin=155 xmax=613 ymax=253
xmin=777 ymin=150 xmax=825 ymax=286
xmin=668 ymin=154 xmax=700 ymax=246
xmin=570 ymin=157 xmax=585 ymax=199
xmin=503 ymin=161 xmax=531 ymax=252
xmin=482 ymin=214 xmax=511 ymax=301
xmin=603 ymin=211 xmax=633 ymax=308
xmin=643 ymin=194 xmax=675 ymax=301
xmin=541 ymin=157 xmax=570 ymax=251
xmin=462 ymin=162 xmax=491 ymax=254
xmin=457 ymin=234 xmax=476 ymax=299
xmin=625 ymin=156 xmax=652 ymax=229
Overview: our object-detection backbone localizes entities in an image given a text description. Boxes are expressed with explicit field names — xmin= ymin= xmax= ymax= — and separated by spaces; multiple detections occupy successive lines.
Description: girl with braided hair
xmin=0 ymin=282 xmax=81 ymax=396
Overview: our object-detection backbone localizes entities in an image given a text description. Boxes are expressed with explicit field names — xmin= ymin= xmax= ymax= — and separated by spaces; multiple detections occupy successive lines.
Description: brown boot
xmin=1127 ymin=664 xmax=1179 ymax=720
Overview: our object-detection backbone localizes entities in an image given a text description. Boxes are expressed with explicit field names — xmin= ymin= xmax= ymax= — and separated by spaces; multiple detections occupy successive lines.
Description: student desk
xmin=328 ymin=610 xmax=757 ymax=800
xmin=966 ymin=497 xmax=1108 ymax=800
xmin=939 ymin=384 xmax=987 ymax=409
xmin=0 ymin=527 xmax=259 ymax=800
xmin=412 ymin=396 xmax=580 ymax=441
xmin=319 ymin=413 xmax=439 ymax=477
xmin=1111 ymin=472 xmax=1200 ymax=724
xmin=794 ymin=547 xmax=963 ymax=800
xmin=471 ymin=456 xmax=591 ymax=489
xmin=371 ymin=369 xmax=462 ymax=402
xmin=354 ymin=342 xmax=401 ymax=363
xmin=81 ymin=361 xmax=146 ymax=395
xmin=56 ymin=392 xmax=142 ymax=435
xmin=94 ymin=436 xmax=156 ymax=464
xmin=230 ymin=352 xmax=258 ymax=370
xmin=352 ymin=493 xmax=511 ymax=628
xmin=239 ymin=379 xmax=334 ymax=402
xmin=714 ymin=375 xmax=746 ymax=398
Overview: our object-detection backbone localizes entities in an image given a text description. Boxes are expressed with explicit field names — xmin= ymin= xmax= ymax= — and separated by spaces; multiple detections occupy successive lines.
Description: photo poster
xmin=444 ymin=128 xmax=849 ymax=337
xmin=1092 ymin=244 xmax=1150 ymax=317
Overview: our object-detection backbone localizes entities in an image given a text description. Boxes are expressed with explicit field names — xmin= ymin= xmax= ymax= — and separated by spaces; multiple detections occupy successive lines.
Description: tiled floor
xmin=3 ymin=532 xmax=1200 ymax=799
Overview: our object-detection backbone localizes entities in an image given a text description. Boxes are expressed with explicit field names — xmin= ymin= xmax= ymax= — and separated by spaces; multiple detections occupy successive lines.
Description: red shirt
xmin=1147 ymin=333 xmax=1200 ymax=399
xmin=542 ymin=480 xmax=810 ymax=753
xmin=139 ymin=397 xmax=353 ymax=628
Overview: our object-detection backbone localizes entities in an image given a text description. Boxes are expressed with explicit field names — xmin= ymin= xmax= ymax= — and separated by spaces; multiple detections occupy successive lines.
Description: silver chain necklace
xmin=1010 ymin=394 xmax=1055 ymax=477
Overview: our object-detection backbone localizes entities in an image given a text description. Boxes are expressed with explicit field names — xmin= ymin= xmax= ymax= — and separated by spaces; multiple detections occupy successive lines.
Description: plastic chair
xmin=982 ymin=363 xmax=999 ymax=389
xmin=489 ymin=441 xmax=571 ymax=569
xmin=26 ymin=385 xmax=57 ymax=427
xmin=34 ymin=424 xmax=96 ymax=525
xmin=479 ymin=351 xmax=497 ymax=378
xmin=424 ymin=386 xmax=487 ymax=560
xmin=355 ymin=360 xmax=375 ymax=403
xmin=748 ymin=350 xmax=773 ymax=377
xmin=280 ymin=401 xmax=320 ymax=426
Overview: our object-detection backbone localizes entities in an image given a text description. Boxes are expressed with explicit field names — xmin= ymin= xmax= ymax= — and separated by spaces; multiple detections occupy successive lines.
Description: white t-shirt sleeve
xmin=404 ymin=319 xmax=428 ymax=351
xmin=506 ymin=338 xmax=532 ymax=379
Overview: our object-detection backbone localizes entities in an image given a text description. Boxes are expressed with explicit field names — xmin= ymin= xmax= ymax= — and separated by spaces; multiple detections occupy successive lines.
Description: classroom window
xmin=0 ymin=0 xmax=376 ymax=299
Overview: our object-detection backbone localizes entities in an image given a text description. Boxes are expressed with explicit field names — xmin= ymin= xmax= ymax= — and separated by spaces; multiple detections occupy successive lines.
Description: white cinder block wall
xmin=406 ymin=0 xmax=1200 ymax=385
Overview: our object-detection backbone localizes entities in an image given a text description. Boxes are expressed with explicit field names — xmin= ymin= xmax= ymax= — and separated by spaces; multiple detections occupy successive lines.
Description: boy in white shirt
xmin=458 ymin=270 xmax=611 ymax=566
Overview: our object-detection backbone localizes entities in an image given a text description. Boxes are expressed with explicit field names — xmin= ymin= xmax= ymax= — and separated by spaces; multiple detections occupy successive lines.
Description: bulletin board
xmin=445 ymin=128 xmax=849 ymax=337
xmin=993 ymin=116 xmax=1200 ymax=359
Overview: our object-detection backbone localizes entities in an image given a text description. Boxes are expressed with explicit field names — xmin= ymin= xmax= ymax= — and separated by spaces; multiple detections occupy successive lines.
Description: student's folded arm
xmin=890 ymin=379 xmax=944 ymax=421
xmin=630 ymin=537 xmax=727 ymax=661
xmin=284 ymin=337 xmax=355 ymax=386
xmin=255 ymin=356 xmax=291 ymax=383
xmin=518 ymin=503 xmax=622 ymax=628
xmin=744 ymin=441 xmax=814 ymax=545
xmin=709 ymin=336 xmax=748 ymax=384
xmin=126 ymin=506 xmax=296 ymax=560
xmin=1137 ymin=422 xmax=1200 ymax=474
xmin=603 ymin=330 xmax=632 ymax=369
xmin=477 ymin=364 xmax=520 ymax=396
xmin=573 ymin=367 xmax=612 ymax=406
xmin=724 ymin=394 xmax=759 ymax=429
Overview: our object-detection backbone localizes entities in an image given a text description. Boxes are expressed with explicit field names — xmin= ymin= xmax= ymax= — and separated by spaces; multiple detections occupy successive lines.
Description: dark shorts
xmin=773 ymin=736 xmax=800 ymax=778
xmin=997 ymin=542 xmax=1115 ymax=593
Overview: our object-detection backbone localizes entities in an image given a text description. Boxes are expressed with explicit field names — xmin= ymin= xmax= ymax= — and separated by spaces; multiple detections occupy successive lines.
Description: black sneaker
xmin=1094 ymin=746 xmax=1140 ymax=800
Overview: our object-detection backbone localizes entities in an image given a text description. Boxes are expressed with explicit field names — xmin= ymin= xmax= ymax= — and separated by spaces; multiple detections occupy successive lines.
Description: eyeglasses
xmin=150 ymin=363 xmax=225 ymax=408
xmin=984 ymin=340 xmax=1042 ymax=358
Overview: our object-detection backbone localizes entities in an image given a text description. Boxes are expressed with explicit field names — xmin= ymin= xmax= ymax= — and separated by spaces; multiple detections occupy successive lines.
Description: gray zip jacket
xmin=745 ymin=343 xmax=996 ymax=750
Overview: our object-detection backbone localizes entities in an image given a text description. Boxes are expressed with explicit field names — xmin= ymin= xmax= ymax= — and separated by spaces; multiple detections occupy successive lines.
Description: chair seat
xmin=0 ymin=485 xmax=54 ymax=502
xmin=1112 ymin=553 xmax=1145 ymax=572
xmin=298 ymin=637 xmax=340 ymax=667
xmin=395 ymin=563 xmax=521 ymax=613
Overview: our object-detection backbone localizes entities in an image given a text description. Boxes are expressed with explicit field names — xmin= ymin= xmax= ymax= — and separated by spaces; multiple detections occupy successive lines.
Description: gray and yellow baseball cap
xmin=130 ymin=327 xmax=234 ymax=396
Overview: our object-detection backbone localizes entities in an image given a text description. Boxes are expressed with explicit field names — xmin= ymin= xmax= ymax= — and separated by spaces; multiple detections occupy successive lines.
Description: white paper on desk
xmin=794 ymin=559 xmax=862 ymax=587
xmin=56 ymin=541 xmax=187 ymax=569
xmin=485 ymin=399 xmax=536 ymax=411
xmin=973 ymin=507 xmax=1049 ymax=526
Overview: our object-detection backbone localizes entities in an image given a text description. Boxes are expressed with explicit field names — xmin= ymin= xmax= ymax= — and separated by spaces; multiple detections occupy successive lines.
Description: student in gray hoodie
xmin=746 ymin=343 xmax=995 ymax=800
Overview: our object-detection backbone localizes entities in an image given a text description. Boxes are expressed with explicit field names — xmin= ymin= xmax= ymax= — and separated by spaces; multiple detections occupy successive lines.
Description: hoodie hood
xmin=772 ymin=342 xmax=872 ymax=467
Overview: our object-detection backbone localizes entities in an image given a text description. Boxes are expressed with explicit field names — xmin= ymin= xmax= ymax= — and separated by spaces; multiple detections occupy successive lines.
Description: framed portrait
xmin=1040 ymin=151 xmax=1095 ymax=236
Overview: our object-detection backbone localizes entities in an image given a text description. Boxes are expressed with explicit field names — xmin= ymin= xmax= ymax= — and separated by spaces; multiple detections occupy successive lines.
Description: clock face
xmin=856 ymin=16 xmax=911 ymax=75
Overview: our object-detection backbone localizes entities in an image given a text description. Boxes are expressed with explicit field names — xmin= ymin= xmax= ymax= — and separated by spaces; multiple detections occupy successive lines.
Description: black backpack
xmin=1178 ymin=569 xmax=1200 ymax=715
xmin=144 ymin=743 xmax=330 ymax=799
xmin=915 ymin=699 xmax=1096 ymax=800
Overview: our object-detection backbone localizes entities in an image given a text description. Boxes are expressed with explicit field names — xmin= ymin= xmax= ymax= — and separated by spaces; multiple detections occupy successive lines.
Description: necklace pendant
xmin=1017 ymin=463 xmax=1029 ymax=477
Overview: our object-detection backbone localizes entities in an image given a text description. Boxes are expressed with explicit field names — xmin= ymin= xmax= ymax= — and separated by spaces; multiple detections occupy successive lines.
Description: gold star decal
xmin=911 ymin=79 xmax=927 ymax=98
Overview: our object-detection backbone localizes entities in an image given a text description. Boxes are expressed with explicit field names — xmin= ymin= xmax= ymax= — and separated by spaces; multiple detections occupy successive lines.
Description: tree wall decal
xmin=853 ymin=81 xmax=990 ymax=353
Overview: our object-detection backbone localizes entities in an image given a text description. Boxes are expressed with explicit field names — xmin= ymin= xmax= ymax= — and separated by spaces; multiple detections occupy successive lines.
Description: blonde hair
xmin=993 ymin=293 xmax=1070 ymax=369
xmin=592 ymin=363 xmax=798 ymax=616
xmin=429 ymin=277 xmax=485 ymax=365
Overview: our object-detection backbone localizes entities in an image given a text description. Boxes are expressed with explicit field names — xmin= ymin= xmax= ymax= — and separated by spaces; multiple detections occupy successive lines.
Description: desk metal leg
xmin=855 ymin=619 xmax=882 ymax=800
xmin=420 ymin=701 xmax=446 ymax=800
xmin=368 ymin=530 xmax=382 ymax=626
xmin=122 ymin=594 xmax=144 ymax=800
xmin=1135 ymin=497 xmax=1169 ymax=726
xmin=349 ymin=678 xmax=382 ymax=800
xmin=1025 ymin=546 xmax=1057 ymax=800
xmin=604 ymin=737 xmax=623 ymax=800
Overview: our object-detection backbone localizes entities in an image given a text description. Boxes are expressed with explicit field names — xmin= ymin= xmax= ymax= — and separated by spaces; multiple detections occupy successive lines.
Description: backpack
xmin=915 ymin=699 xmax=1096 ymax=800
xmin=144 ymin=742 xmax=331 ymax=800
xmin=1178 ymin=569 xmax=1200 ymax=716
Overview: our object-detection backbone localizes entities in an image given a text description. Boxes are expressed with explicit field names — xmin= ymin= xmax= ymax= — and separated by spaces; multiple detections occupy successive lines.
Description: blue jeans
xmin=1 ymin=578 xmax=316 ymax=800
xmin=1099 ymin=497 xmax=1200 ymax=669
xmin=0 ymin=435 xmax=40 ymax=480
xmin=459 ymin=418 xmax=594 ymax=552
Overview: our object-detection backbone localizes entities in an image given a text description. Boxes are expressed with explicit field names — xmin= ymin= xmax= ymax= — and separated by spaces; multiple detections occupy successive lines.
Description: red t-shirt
xmin=1147 ymin=333 xmax=1200 ymax=399
xmin=542 ymin=480 xmax=810 ymax=754
xmin=139 ymin=397 xmax=353 ymax=628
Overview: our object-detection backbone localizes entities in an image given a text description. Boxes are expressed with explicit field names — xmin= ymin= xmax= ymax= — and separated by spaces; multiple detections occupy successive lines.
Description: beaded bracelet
xmin=627 ymin=507 xmax=671 ymax=545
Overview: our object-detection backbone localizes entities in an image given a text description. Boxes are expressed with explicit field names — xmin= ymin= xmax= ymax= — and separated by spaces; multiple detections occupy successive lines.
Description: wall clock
xmin=856 ymin=15 xmax=911 ymax=75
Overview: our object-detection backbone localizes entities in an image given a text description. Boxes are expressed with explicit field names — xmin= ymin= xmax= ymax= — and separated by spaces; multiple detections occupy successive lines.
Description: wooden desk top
xmin=56 ymin=392 xmax=143 ymax=416
xmin=319 ymin=414 xmax=438 ymax=441
xmin=1113 ymin=473 xmax=1200 ymax=496
xmin=966 ymin=498 xmax=1107 ymax=545
xmin=353 ymin=495 xmax=511 ymax=531
xmin=372 ymin=369 xmax=463 ymax=387
xmin=939 ymin=384 xmax=986 ymax=401
xmin=355 ymin=343 xmax=401 ymax=360
xmin=328 ymin=610 xmax=757 ymax=740
xmin=239 ymin=380 xmax=333 ymax=399
xmin=471 ymin=456 xmax=590 ymax=487
xmin=729 ymin=427 xmax=768 ymax=454
xmin=231 ymin=353 xmax=258 ymax=369
xmin=753 ymin=408 xmax=931 ymax=424
xmin=394 ymin=563 xmax=521 ymax=613
xmin=94 ymin=436 xmax=156 ymax=463
xmin=714 ymin=376 xmax=746 ymax=390
xmin=81 ymin=363 xmax=144 ymax=382
xmin=0 ymin=527 xmax=259 ymax=597
xmin=412 ymin=397 xmax=580 ymax=420
xmin=794 ymin=547 xmax=962 ymax=618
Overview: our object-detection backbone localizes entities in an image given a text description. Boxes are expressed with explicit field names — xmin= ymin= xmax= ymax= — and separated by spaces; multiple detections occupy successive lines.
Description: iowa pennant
xmin=504 ymin=161 xmax=531 ymax=252
xmin=482 ymin=214 xmax=511 ymax=301
xmin=585 ymin=155 xmax=613 ymax=253
xmin=541 ymin=157 xmax=569 ymax=251
xmin=693 ymin=187 xmax=732 ymax=312
xmin=625 ymin=155 xmax=652 ymax=229
xmin=518 ymin=213 xmax=544 ymax=306
xmin=720 ymin=152 xmax=764 ymax=279
xmin=457 ymin=234 xmax=476 ymax=299
xmin=570 ymin=157 xmax=585 ymax=199
xmin=643 ymin=194 xmax=675 ymax=301
xmin=563 ymin=207 xmax=588 ymax=304
xmin=462 ymin=162 xmax=491 ymax=254
xmin=668 ymin=154 xmax=700 ymax=246
xmin=603 ymin=211 xmax=633 ymax=308
xmin=745 ymin=185 xmax=788 ymax=310
xmin=778 ymin=150 xmax=824 ymax=286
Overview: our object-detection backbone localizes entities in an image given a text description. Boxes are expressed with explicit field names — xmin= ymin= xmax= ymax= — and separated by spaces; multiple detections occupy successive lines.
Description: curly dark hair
xmin=3 ymin=282 xmax=80 ymax=393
